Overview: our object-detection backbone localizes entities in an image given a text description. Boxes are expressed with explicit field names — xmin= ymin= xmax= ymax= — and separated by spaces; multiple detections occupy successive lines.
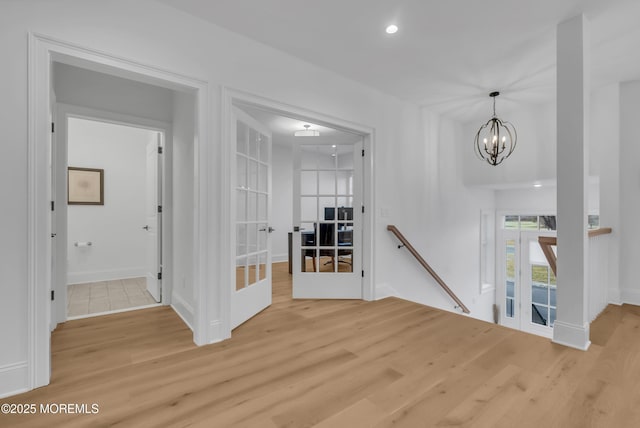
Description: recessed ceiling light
xmin=385 ymin=24 xmax=398 ymax=34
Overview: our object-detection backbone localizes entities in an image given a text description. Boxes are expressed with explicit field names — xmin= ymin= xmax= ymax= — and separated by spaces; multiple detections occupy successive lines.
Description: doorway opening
xmin=64 ymin=117 xmax=163 ymax=319
xmin=226 ymin=92 xmax=374 ymax=331
xmin=498 ymin=214 xmax=558 ymax=338
xmin=29 ymin=33 xmax=210 ymax=392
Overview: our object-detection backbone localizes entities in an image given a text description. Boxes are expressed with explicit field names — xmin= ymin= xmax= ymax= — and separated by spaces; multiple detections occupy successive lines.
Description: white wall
xmin=54 ymin=62 xmax=174 ymax=123
xmin=377 ymin=108 xmax=497 ymax=322
xmin=67 ymin=118 xmax=154 ymax=284
xmin=0 ymin=0 xmax=520 ymax=396
xmin=171 ymin=91 xmax=196 ymax=327
xmin=462 ymin=101 xmax=557 ymax=188
xmin=594 ymin=84 xmax=621 ymax=303
xmin=271 ymin=143 xmax=293 ymax=262
xmin=619 ymin=80 xmax=640 ymax=305
xmin=494 ymin=182 xmax=600 ymax=214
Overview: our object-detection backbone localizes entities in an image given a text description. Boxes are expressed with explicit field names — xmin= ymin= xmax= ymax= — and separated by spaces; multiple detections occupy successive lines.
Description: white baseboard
xmin=171 ymin=292 xmax=194 ymax=331
xmin=375 ymin=283 xmax=400 ymax=300
xmin=67 ymin=267 xmax=146 ymax=284
xmin=209 ymin=320 xmax=226 ymax=344
xmin=621 ymin=288 xmax=640 ymax=306
xmin=608 ymin=288 xmax=622 ymax=305
xmin=0 ymin=361 xmax=29 ymax=399
xmin=553 ymin=320 xmax=591 ymax=351
xmin=272 ymin=253 xmax=288 ymax=263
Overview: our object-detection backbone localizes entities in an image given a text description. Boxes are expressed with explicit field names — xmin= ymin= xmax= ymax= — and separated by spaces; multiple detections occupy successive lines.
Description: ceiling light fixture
xmin=474 ymin=91 xmax=517 ymax=166
xmin=385 ymin=24 xmax=398 ymax=34
xmin=294 ymin=124 xmax=320 ymax=137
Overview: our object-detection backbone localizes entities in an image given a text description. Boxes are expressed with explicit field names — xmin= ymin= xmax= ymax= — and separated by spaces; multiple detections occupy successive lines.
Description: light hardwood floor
xmin=2 ymin=262 xmax=640 ymax=427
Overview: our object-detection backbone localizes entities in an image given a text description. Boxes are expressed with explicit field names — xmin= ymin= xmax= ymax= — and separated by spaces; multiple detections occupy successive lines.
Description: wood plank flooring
xmin=2 ymin=262 xmax=640 ymax=427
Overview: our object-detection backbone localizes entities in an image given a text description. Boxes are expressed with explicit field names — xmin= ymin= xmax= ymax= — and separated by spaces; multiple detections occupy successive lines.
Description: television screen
xmin=324 ymin=206 xmax=353 ymax=221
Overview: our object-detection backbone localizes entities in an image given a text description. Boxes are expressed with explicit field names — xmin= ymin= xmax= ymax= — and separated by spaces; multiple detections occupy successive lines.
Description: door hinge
xmin=158 ymin=146 xmax=163 ymax=154
xmin=51 ymin=290 xmax=55 ymax=301
xmin=157 ymin=205 xmax=162 ymax=213
xmin=51 ymin=200 xmax=55 ymax=211
xmin=361 ymin=270 xmax=364 ymax=278
xmin=157 ymin=272 xmax=162 ymax=280
xmin=362 ymin=149 xmax=365 ymax=157
xmin=51 ymin=122 xmax=55 ymax=133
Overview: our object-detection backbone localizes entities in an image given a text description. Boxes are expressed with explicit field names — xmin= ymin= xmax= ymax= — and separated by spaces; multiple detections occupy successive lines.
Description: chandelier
xmin=474 ymin=91 xmax=517 ymax=166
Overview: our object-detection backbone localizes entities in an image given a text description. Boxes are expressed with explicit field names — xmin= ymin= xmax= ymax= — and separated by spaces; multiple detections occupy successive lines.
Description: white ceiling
xmin=238 ymin=104 xmax=362 ymax=148
xmin=156 ymin=0 xmax=640 ymax=122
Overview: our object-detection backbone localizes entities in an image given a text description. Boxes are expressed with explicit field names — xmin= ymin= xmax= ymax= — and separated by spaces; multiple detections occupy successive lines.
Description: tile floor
xmin=67 ymin=277 xmax=158 ymax=318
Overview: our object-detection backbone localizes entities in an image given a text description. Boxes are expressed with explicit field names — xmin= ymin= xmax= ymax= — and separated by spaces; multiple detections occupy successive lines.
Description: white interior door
xmin=231 ymin=107 xmax=273 ymax=329
xmin=145 ymin=133 xmax=162 ymax=302
xmin=292 ymin=140 xmax=363 ymax=299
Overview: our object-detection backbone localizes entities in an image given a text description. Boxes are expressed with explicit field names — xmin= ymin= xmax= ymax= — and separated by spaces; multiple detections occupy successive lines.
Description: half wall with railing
xmin=538 ymin=227 xmax=612 ymax=322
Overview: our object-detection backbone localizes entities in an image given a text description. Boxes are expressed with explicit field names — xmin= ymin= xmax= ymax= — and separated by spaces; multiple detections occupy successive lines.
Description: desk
xmin=288 ymin=228 xmax=353 ymax=273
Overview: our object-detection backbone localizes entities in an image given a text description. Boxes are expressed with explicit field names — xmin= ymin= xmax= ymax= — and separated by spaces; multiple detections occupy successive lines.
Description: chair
xmin=301 ymin=229 xmax=316 ymax=272
xmin=320 ymin=223 xmax=353 ymax=272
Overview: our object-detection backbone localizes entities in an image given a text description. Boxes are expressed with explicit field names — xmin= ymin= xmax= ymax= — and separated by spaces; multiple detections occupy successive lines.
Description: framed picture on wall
xmin=68 ymin=167 xmax=104 ymax=205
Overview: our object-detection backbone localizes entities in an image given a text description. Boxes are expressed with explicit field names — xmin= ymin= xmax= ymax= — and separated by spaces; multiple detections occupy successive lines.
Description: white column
xmin=553 ymin=15 xmax=590 ymax=350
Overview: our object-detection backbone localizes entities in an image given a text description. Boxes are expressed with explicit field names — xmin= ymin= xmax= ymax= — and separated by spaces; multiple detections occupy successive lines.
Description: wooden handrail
xmin=538 ymin=227 xmax=612 ymax=276
xmin=588 ymin=227 xmax=612 ymax=238
xmin=387 ymin=225 xmax=470 ymax=314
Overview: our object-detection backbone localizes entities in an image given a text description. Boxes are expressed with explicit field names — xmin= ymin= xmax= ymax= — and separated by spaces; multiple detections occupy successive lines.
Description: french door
xmin=499 ymin=228 xmax=557 ymax=337
xmin=231 ymin=107 xmax=273 ymax=329
xmin=292 ymin=140 xmax=363 ymax=298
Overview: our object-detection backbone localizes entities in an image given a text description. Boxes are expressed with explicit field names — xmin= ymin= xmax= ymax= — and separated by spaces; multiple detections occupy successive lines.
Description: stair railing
xmin=387 ymin=225 xmax=470 ymax=314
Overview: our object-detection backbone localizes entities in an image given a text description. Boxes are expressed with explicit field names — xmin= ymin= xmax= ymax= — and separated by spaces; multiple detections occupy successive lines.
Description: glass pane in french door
xmin=236 ymin=121 xmax=269 ymax=289
xmin=505 ymin=239 xmax=516 ymax=319
xmin=299 ymin=145 xmax=354 ymax=273
xmin=529 ymin=241 xmax=557 ymax=327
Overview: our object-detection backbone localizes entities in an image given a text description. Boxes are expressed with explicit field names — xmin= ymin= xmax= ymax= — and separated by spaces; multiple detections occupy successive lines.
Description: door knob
xmin=142 ymin=225 xmax=150 ymax=230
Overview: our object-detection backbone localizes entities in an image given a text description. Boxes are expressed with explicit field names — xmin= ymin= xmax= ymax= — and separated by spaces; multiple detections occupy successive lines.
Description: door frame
xmin=221 ymin=88 xmax=376 ymax=333
xmin=53 ymin=103 xmax=171 ymax=325
xmin=496 ymin=211 xmax=557 ymax=338
xmin=28 ymin=33 xmax=213 ymax=391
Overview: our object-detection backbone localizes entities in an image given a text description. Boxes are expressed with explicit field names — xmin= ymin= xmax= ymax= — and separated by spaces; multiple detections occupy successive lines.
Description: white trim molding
xmin=171 ymin=293 xmax=195 ymax=331
xmin=0 ymin=362 xmax=29 ymax=399
xmin=553 ymin=320 xmax=591 ymax=351
xmin=608 ymin=288 xmax=622 ymax=306
xmin=621 ymin=288 xmax=640 ymax=306
xmin=67 ymin=268 xmax=147 ymax=285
